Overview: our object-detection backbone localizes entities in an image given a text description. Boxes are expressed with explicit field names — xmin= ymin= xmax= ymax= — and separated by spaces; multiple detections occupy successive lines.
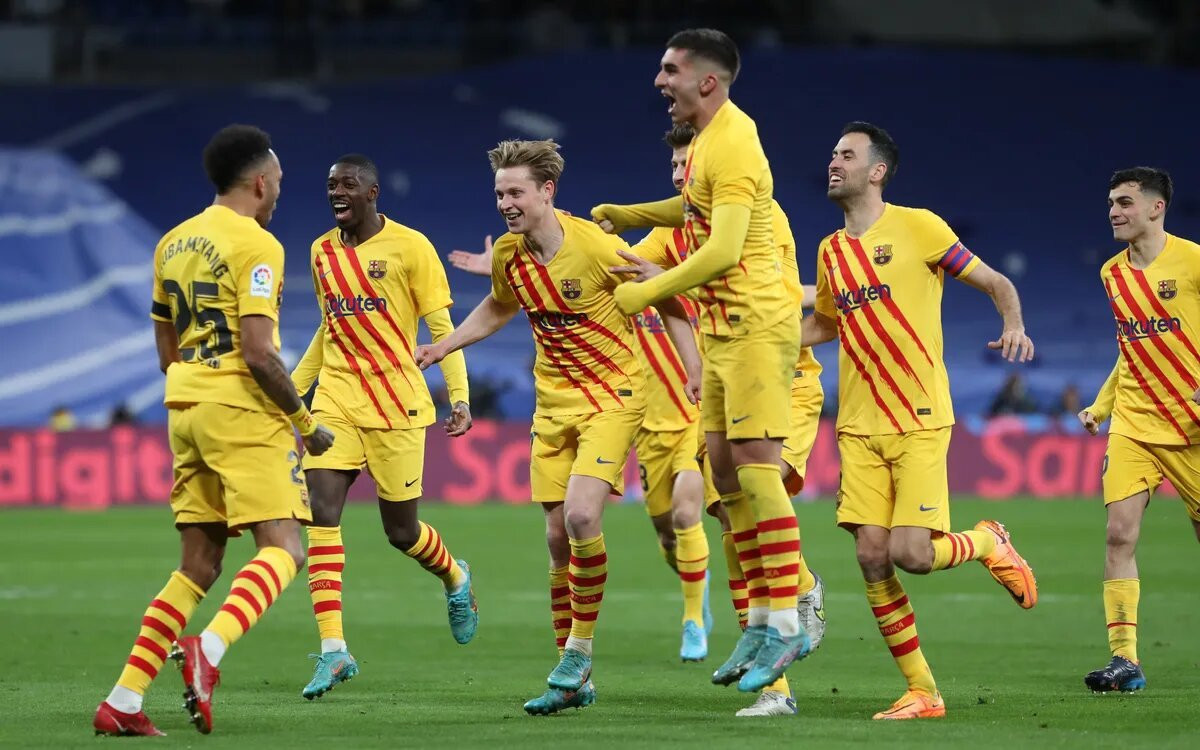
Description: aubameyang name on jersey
xmin=834 ymin=283 xmax=892 ymax=312
xmin=531 ymin=310 xmax=590 ymax=330
xmin=326 ymin=294 xmax=387 ymax=317
xmin=160 ymin=236 xmax=229 ymax=278
xmin=1117 ymin=315 xmax=1183 ymax=340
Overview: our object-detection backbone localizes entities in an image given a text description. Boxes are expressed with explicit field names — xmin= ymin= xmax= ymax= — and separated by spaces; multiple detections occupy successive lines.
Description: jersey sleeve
xmin=630 ymin=228 xmax=673 ymax=268
xmin=709 ymin=129 xmax=765 ymax=209
xmin=150 ymin=240 xmax=172 ymax=321
xmin=814 ymin=241 xmax=838 ymax=320
xmin=599 ymin=234 xmax=635 ymax=292
xmin=919 ymin=210 xmax=980 ymax=279
xmin=406 ymin=233 xmax=454 ymax=318
xmin=234 ymin=232 xmax=286 ymax=320
xmin=490 ymin=239 xmax=518 ymax=305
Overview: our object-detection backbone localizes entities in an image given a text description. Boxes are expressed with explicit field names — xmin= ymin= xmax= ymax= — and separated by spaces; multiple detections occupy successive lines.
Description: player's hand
xmin=610 ymin=249 xmax=666 ymax=282
xmin=590 ymin=204 xmax=624 ymax=234
xmin=613 ymin=281 xmax=650 ymax=316
xmin=1192 ymin=386 xmax=1200 ymax=406
xmin=414 ymin=343 xmax=445 ymax=371
xmin=987 ymin=328 xmax=1034 ymax=363
xmin=448 ymin=235 xmax=493 ymax=277
xmin=1077 ymin=410 xmax=1100 ymax=436
xmin=303 ymin=424 xmax=335 ymax=456
xmin=445 ymin=400 xmax=473 ymax=437
xmin=684 ymin=372 xmax=701 ymax=405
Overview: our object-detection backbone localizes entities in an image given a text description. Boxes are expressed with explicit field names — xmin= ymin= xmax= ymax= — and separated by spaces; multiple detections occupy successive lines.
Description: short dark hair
xmin=663 ymin=124 xmax=696 ymax=149
xmin=841 ymin=121 xmax=900 ymax=187
xmin=666 ymin=28 xmax=740 ymax=82
xmin=1109 ymin=166 xmax=1172 ymax=207
xmin=202 ymin=124 xmax=272 ymax=194
xmin=334 ymin=153 xmax=379 ymax=185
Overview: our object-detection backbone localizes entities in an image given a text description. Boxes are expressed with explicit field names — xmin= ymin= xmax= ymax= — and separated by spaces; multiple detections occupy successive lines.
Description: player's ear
xmin=368 ymin=183 xmax=380 ymax=202
xmin=543 ymin=180 xmax=556 ymax=202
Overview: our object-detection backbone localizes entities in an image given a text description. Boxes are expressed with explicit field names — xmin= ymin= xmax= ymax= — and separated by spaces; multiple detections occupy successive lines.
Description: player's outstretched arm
xmin=653 ymin=296 xmax=703 ymax=404
xmin=153 ymin=320 xmax=182 ymax=374
xmin=243 ymin=314 xmax=334 ymax=455
xmin=290 ymin=322 xmax=325 ymax=396
xmin=957 ymin=260 xmax=1035 ymax=363
xmin=591 ymin=196 xmax=685 ymax=234
xmin=800 ymin=312 xmax=838 ymax=348
xmin=612 ymin=203 xmax=750 ymax=315
xmin=1079 ymin=360 xmax=1119 ymax=435
xmin=415 ymin=293 xmax=519 ymax=371
xmin=447 ymin=235 xmax=494 ymax=277
xmin=424 ymin=306 xmax=473 ymax=437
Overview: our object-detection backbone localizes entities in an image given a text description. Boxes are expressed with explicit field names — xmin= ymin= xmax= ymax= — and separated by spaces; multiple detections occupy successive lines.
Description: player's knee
xmin=1105 ymin=519 xmax=1138 ymax=550
xmin=891 ymin=548 xmax=932 ymax=575
xmin=671 ymin=504 xmax=701 ymax=529
xmin=855 ymin=545 xmax=890 ymax=577
xmin=657 ymin=529 xmax=677 ymax=551
xmin=179 ymin=560 xmax=221 ymax=591
xmin=563 ymin=505 xmax=600 ymax=538
xmin=384 ymin=523 xmax=420 ymax=552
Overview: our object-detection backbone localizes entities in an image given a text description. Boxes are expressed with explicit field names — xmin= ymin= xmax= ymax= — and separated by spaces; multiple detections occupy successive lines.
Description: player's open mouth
xmin=828 ymin=173 xmax=844 ymax=187
xmin=663 ymin=91 xmax=676 ymax=114
xmin=332 ymin=201 xmax=352 ymax=221
xmin=503 ymin=211 xmax=522 ymax=226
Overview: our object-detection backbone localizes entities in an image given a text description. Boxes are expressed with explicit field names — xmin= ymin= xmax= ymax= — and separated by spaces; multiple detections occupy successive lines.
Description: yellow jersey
xmin=151 ymin=205 xmax=286 ymax=414
xmin=1102 ymin=233 xmax=1200 ymax=445
xmin=815 ymin=204 xmax=980 ymax=436
xmin=681 ymin=100 xmax=790 ymax=336
xmin=305 ymin=216 xmax=453 ymax=430
xmin=629 ymin=226 xmax=701 ymax=432
xmin=491 ymin=211 xmax=645 ymax=417
xmin=773 ymin=202 xmax=822 ymax=380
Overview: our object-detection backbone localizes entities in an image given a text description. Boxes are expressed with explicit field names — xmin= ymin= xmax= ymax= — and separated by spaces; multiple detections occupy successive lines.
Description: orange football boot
xmin=872 ymin=690 xmax=946 ymax=720
xmin=975 ymin=520 xmax=1038 ymax=609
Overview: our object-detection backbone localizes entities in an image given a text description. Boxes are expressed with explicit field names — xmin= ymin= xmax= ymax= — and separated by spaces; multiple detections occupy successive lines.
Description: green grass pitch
xmin=4 ymin=499 xmax=1198 ymax=748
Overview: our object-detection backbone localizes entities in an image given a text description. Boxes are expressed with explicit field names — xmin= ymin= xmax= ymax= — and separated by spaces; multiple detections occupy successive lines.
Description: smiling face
xmin=1108 ymin=181 xmax=1165 ymax=244
xmin=327 ymin=162 xmax=378 ymax=231
xmin=494 ymin=166 xmax=554 ymax=235
xmin=826 ymin=132 xmax=883 ymax=202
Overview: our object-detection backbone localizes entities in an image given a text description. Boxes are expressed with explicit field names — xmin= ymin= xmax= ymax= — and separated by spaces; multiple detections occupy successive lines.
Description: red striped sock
xmin=307 ymin=526 xmax=345 ymax=642
xmin=931 ymin=529 xmax=996 ymax=570
xmin=404 ymin=521 xmax=466 ymax=590
xmin=866 ymin=574 xmax=937 ymax=696
xmin=202 ymin=547 xmax=297 ymax=651
xmin=549 ymin=566 xmax=570 ymax=656
xmin=115 ymin=571 xmax=205 ymax=695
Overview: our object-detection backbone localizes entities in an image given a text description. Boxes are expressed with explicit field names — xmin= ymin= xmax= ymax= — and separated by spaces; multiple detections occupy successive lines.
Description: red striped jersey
xmin=307 ymin=216 xmax=452 ymax=429
xmin=491 ymin=211 xmax=645 ymax=417
xmin=1102 ymin=234 xmax=1200 ymax=445
xmin=814 ymin=204 xmax=979 ymax=436
xmin=680 ymin=100 xmax=791 ymax=336
xmin=151 ymin=205 xmax=286 ymax=414
xmin=629 ymin=226 xmax=700 ymax=431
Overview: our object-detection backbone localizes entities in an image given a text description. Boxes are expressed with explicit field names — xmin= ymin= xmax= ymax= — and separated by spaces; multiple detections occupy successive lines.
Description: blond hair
xmin=487 ymin=139 xmax=564 ymax=187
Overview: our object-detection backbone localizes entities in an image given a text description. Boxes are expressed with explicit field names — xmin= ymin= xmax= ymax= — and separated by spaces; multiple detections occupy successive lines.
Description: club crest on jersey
xmin=367 ymin=260 xmax=387 ymax=280
xmin=872 ymin=244 xmax=893 ymax=265
xmin=1158 ymin=279 xmax=1177 ymax=300
xmin=561 ymin=278 xmax=582 ymax=300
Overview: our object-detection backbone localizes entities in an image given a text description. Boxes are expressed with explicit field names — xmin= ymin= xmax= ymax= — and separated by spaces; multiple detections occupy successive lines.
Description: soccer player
xmin=289 ymin=154 xmax=479 ymax=700
xmin=417 ymin=139 xmax=702 ymax=715
xmin=591 ymin=28 xmax=816 ymax=692
xmin=93 ymin=124 xmax=335 ymax=737
xmin=799 ymin=121 xmax=1038 ymax=720
xmin=1077 ymin=167 xmax=1200 ymax=693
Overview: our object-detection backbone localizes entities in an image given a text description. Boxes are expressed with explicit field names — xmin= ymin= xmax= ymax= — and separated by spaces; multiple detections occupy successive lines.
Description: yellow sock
xmin=737 ymin=464 xmax=805 ymax=611
xmin=568 ymin=535 xmax=607 ymax=640
xmin=659 ymin=541 xmax=678 ymax=572
xmin=203 ymin=547 xmax=297 ymax=649
xmin=722 ymin=491 xmax=768 ymax=615
xmin=1104 ymin=578 xmax=1140 ymax=662
xmin=675 ymin=523 xmax=709 ymax=626
xmin=720 ymin=531 xmax=749 ymax=628
xmin=307 ymin=526 xmax=345 ymax=642
xmin=549 ymin=566 xmax=570 ymax=656
xmin=766 ymin=675 xmax=791 ymax=695
xmin=866 ymin=575 xmax=937 ymax=696
xmin=404 ymin=521 xmax=466 ymax=590
xmin=931 ymin=529 xmax=997 ymax=571
xmin=116 ymin=571 xmax=205 ymax=695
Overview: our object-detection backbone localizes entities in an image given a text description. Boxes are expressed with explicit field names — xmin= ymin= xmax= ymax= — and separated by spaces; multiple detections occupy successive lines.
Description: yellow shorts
xmin=835 ymin=427 xmax=951 ymax=532
xmin=700 ymin=316 xmax=800 ymax=440
xmin=701 ymin=451 xmax=721 ymax=509
xmin=168 ymin=402 xmax=311 ymax=532
xmin=1103 ymin=434 xmax=1200 ymax=520
xmin=781 ymin=375 xmax=824 ymax=495
xmin=304 ymin=408 xmax=427 ymax=501
xmin=531 ymin=408 xmax=644 ymax=503
xmin=635 ymin=422 xmax=702 ymax=517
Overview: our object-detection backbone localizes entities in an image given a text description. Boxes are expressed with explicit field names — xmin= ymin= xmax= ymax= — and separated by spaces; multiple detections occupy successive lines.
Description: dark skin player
xmin=307 ymin=159 xmax=472 ymax=552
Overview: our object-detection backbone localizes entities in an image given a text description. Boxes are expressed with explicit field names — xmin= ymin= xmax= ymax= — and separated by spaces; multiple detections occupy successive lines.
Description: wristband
xmin=288 ymin=406 xmax=318 ymax=437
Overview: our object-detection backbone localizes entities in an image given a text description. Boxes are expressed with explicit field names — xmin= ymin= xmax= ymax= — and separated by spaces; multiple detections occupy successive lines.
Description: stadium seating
xmin=2 ymin=46 xmax=1198 ymax=424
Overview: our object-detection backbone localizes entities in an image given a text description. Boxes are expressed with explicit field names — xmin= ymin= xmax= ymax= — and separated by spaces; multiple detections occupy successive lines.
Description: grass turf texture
xmin=4 ymin=499 xmax=1198 ymax=748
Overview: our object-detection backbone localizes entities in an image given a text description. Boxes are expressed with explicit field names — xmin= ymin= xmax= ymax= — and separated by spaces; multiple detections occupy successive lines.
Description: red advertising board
xmin=0 ymin=418 xmax=1171 ymax=509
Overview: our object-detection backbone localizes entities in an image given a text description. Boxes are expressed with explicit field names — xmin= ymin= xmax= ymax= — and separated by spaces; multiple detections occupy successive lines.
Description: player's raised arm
xmin=448 ymin=234 xmax=494 ymax=277
xmin=591 ymin=195 xmax=685 ymax=234
xmin=954 ymin=258 xmax=1034 ymax=363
